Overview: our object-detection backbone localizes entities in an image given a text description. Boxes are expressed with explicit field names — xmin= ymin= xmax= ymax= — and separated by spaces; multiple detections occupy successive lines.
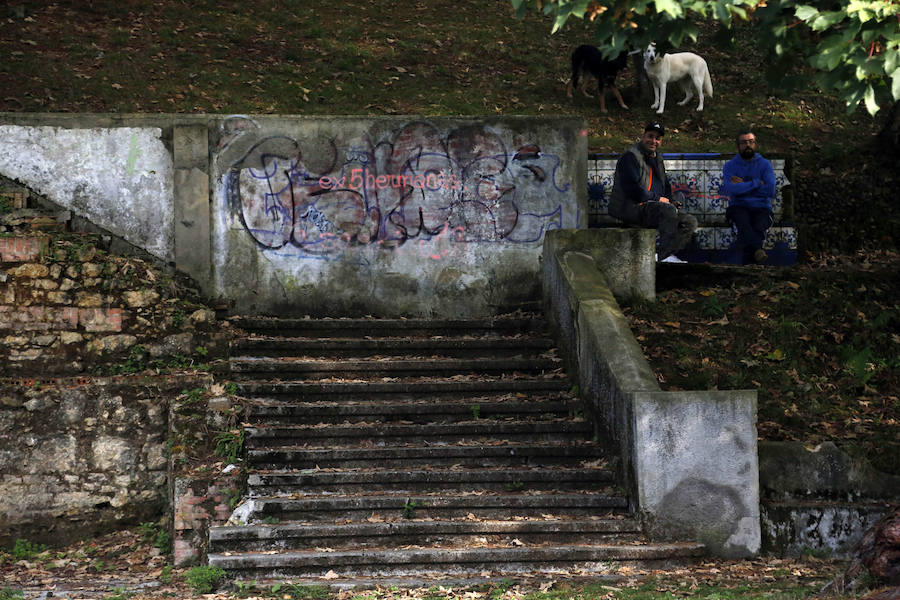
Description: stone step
xmin=247 ymin=443 xmax=606 ymax=469
xmin=247 ymin=466 xmax=614 ymax=495
xmin=207 ymin=542 xmax=706 ymax=579
xmin=245 ymin=421 xmax=593 ymax=447
xmin=209 ymin=518 xmax=642 ymax=552
xmin=241 ymin=492 xmax=630 ymax=522
xmin=234 ymin=379 xmax=572 ymax=399
xmin=229 ymin=357 xmax=563 ymax=380
xmin=246 ymin=393 xmax=579 ymax=425
xmin=233 ymin=336 xmax=555 ymax=358
xmin=229 ymin=316 xmax=546 ymax=338
xmin=209 ymin=314 xmax=704 ymax=581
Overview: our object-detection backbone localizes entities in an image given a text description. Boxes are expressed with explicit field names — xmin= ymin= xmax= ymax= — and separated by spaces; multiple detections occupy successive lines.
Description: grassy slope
xmin=0 ymin=0 xmax=897 ymax=473
xmin=0 ymin=0 xmax=888 ymax=154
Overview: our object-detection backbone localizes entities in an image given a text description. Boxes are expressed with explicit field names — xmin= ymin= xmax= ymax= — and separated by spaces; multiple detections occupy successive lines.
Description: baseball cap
xmin=644 ymin=122 xmax=665 ymax=136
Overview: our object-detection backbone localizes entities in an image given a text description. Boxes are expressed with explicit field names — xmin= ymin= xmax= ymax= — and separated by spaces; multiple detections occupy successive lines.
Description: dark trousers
xmin=727 ymin=206 xmax=773 ymax=263
xmin=638 ymin=201 xmax=698 ymax=259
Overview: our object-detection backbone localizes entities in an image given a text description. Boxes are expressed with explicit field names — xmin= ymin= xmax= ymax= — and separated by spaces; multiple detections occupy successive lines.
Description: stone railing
xmin=542 ymin=228 xmax=761 ymax=558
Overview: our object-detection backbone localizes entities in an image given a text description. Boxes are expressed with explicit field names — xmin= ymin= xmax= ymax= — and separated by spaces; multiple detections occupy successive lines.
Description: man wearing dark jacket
xmin=721 ymin=130 xmax=776 ymax=264
xmin=609 ymin=122 xmax=697 ymax=261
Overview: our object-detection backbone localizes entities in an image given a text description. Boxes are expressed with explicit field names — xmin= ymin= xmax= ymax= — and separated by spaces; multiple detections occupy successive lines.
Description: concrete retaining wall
xmin=759 ymin=441 xmax=900 ymax=557
xmin=542 ymin=229 xmax=760 ymax=558
xmin=0 ymin=114 xmax=587 ymax=317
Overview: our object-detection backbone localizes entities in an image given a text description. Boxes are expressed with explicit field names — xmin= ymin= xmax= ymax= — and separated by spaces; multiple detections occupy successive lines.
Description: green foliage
xmin=701 ymin=294 xmax=728 ymax=318
xmin=11 ymin=538 xmax=47 ymax=560
xmin=843 ymin=345 xmax=879 ymax=386
xmin=181 ymin=387 xmax=205 ymax=405
xmin=183 ymin=565 xmax=226 ymax=594
xmin=224 ymin=487 xmax=243 ymax=510
xmin=159 ymin=565 xmax=172 ymax=584
xmin=470 ymin=403 xmax=481 ymax=420
xmin=103 ymin=588 xmax=133 ymax=600
xmin=488 ymin=578 xmax=516 ymax=599
xmin=0 ymin=589 xmax=24 ymax=600
xmin=512 ymin=0 xmax=899 ymax=116
xmin=506 ymin=481 xmax=526 ymax=492
xmin=137 ymin=522 xmax=172 ymax=555
xmin=0 ymin=195 xmax=13 ymax=214
xmin=402 ymin=499 xmax=421 ymax=519
xmin=213 ymin=429 xmax=244 ymax=463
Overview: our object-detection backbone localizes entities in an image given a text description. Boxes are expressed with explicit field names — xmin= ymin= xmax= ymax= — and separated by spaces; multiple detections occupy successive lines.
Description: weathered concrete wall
xmin=0 ymin=122 xmax=174 ymax=262
xmin=213 ymin=116 xmax=586 ymax=316
xmin=542 ymin=228 xmax=760 ymax=558
xmin=0 ymin=114 xmax=586 ymax=317
xmin=634 ymin=390 xmax=760 ymax=558
xmin=759 ymin=441 xmax=900 ymax=557
xmin=0 ymin=376 xmax=208 ymax=547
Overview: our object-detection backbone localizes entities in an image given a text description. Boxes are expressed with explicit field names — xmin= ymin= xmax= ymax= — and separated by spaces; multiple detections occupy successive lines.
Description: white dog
xmin=643 ymin=43 xmax=713 ymax=114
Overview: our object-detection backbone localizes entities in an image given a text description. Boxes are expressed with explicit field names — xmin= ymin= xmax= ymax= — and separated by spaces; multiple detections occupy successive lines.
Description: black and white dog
xmin=642 ymin=42 xmax=713 ymax=114
xmin=566 ymin=44 xmax=629 ymax=113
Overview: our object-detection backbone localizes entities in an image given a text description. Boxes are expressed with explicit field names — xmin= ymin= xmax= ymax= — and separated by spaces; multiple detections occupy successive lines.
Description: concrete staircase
xmin=207 ymin=313 xmax=703 ymax=583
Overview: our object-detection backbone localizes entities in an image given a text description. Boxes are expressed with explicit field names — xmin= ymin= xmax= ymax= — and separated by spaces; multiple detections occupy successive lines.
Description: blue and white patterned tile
xmin=705 ymin=169 xmax=729 ymax=223
xmin=705 ymin=196 xmax=729 ymax=224
xmin=763 ymin=227 xmax=781 ymax=250
xmin=771 ymin=194 xmax=783 ymax=219
xmin=694 ymin=227 xmax=716 ymax=250
xmin=781 ymin=226 xmax=798 ymax=250
xmin=673 ymin=170 xmax=705 ymax=217
xmin=716 ymin=227 xmax=737 ymax=250
xmin=587 ymin=183 xmax=608 ymax=214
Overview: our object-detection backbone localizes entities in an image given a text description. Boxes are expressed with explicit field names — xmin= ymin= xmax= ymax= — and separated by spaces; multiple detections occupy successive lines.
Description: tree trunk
xmin=877 ymin=100 xmax=900 ymax=155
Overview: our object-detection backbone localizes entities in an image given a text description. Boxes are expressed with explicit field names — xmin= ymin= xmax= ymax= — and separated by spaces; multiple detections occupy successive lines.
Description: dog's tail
xmin=703 ymin=68 xmax=713 ymax=98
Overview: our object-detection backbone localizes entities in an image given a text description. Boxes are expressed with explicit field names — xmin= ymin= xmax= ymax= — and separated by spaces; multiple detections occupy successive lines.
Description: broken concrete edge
xmin=542 ymin=228 xmax=761 ymax=558
xmin=757 ymin=440 xmax=898 ymax=558
xmin=171 ymin=471 xmax=247 ymax=568
xmin=168 ymin=383 xmax=249 ymax=567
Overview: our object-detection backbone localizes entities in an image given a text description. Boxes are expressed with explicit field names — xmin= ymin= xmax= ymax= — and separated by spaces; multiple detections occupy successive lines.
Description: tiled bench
xmin=588 ymin=153 xmax=797 ymax=265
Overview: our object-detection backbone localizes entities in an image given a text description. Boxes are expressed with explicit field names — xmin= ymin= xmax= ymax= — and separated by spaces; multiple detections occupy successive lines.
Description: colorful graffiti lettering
xmin=223 ymin=122 xmax=571 ymax=258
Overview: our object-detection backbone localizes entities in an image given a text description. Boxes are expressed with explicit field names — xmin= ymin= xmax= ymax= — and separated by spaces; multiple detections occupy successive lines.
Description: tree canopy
xmin=512 ymin=0 xmax=899 ymax=116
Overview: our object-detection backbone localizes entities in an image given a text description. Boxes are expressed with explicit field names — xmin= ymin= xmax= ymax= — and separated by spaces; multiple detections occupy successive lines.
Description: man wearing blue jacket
xmin=721 ymin=130 xmax=776 ymax=264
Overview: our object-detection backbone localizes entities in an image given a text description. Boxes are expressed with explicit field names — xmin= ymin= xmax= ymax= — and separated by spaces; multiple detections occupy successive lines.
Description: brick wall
xmin=0 ymin=215 xmax=229 ymax=377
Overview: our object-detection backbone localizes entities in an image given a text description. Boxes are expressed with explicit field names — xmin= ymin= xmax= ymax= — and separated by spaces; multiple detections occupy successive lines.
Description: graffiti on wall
xmin=222 ymin=121 xmax=572 ymax=259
